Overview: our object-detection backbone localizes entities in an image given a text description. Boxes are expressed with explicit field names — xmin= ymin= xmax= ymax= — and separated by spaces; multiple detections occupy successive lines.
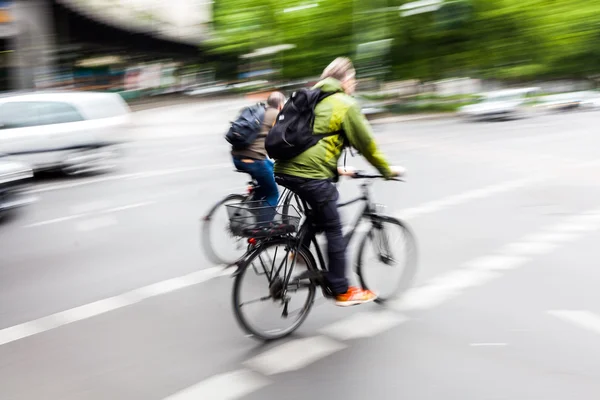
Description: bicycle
xmin=201 ymin=170 xmax=304 ymax=266
xmin=228 ymin=170 xmax=418 ymax=341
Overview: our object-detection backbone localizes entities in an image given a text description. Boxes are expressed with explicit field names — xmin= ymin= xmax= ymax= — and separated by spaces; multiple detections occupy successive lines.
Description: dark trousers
xmin=276 ymin=174 xmax=349 ymax=295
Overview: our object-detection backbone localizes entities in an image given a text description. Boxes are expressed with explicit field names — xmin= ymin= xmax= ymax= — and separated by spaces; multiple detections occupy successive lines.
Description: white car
xmin=537 ymin=92 xmax=590 ymax=112
xmin=459 ymin=88 xmax=539 ymax=121
xmin=0 ymin=91 xmax=131 ymax=175
xmin=0 ymin=158 xmax=34 ymax=219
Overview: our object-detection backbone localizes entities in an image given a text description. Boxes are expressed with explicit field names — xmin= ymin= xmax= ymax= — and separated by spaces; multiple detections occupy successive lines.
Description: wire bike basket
xmin=226 ymin=201 xmax=301 ymax=238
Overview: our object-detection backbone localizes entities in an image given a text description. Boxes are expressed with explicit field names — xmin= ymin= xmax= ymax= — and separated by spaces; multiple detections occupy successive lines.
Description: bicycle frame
xmin=292 ymin=179 xmax=385 ymax=283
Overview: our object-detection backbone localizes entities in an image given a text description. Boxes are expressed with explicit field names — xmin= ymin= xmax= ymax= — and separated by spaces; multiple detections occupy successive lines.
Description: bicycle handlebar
xmin=352 ymin=172 xmax=404 ymax=181
xmin=338 ymin=167 xmax=405 ymax=182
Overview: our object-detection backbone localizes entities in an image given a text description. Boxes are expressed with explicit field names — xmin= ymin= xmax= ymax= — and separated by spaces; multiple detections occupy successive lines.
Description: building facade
xmin=1 ymin=0 xmax=212 ymax=91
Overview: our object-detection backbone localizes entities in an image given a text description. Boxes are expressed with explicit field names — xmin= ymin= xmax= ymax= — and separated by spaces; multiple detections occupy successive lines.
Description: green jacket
xmin=273 ymin=78 xmax=392 ymax=180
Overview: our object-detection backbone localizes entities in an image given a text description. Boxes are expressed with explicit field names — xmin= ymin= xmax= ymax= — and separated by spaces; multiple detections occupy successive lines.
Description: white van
xmin=0 ymin=91 xmax=131 ymax=175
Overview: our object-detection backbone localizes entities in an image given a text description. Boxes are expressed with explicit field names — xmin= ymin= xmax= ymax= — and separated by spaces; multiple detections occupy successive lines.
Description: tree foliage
xmin=208 ymin=0 xmax=600 ymax=81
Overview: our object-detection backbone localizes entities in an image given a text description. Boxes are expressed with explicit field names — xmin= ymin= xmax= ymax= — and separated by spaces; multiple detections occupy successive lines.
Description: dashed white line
xmin=24 ymin=215 xmax=82 ymax=227
xmin=426 ymin=268 xmax=504 ymax=291
xmin=552 ymin=222 xmax=599 ymax=233
xmin=463 ymin=255 xmax=529 ymax=271
xmin=393 ymin=207 xmax=600 ymax=314
xmin=397 ymin=177 xmax=535 ymax=220
xmin=521 ymin=232 xmax=581 ymax=244
xmin=107 ymin=201 xmax=154 ymax=212
xmin=391 ymin=270 xmax=503 ymax=311
xmin=163 ymin=369 xmax=270 ymax=400
xmin=57 ymin=296 xmax=137 ymax=325
xmin=390 ymin=284 xmax=461 ymax=311
xmin=24 ymin=201 xmax=155 ymax=228
xmin=548 ymin=310 xmax=600 ymax=335
xmin=319 ymin=311 xmax=408 ymax=340
xmin=28 ymin=164 xmax=231 ymax=194
xmin=501 ymin=241 xmax=559 ymax=256
xmin=71 ymin=201 xmax=110 ymax=214
xmin=565 ymin=213 xmax=600 ymax=224
xmin=243 ymin=336 xmax=347 ymax=376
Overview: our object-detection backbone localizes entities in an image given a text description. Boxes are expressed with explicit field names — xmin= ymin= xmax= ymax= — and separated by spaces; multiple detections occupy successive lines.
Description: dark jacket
xmin=231 ymin=106 xmax=279 ymax=160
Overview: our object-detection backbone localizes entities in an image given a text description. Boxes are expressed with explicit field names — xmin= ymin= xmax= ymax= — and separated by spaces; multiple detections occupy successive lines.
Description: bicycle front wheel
xmin=201 ymin=194 xmax=249 ymax=265
xmin=356 ymin=216 xmax=418 ymax=304
xmin=232 ymin=240 xmax=316 ymax=341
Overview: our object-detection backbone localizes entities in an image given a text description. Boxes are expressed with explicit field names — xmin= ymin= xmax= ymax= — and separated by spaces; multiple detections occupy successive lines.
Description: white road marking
xmin=163 ymin=369 xmax=270 ymax=400
xmin=28 ymin=164 xmax=231 ymax=194
xmin=132 ymin=275 xmax=203 ymax=298
xmin=393 ymin=207 xmax=600 ymax=313
xmin=243 ymin=336 xmax=347 ymax=376
xmin=470 ymin=343 xmax=508 ymax=347
xmin=57 ymin=296 xmax=137 ymax=324
xmin=551 ymin=222 xmax=600 ymax=233
xmin=319 ymin=311 xmax=408 ymax=340
xmin=463 ymin=255 xmax=529 ymax=271
xmin=426 ymin=269 xmax=503 ymax=291
xmin=564 ymin=213 xmax=600 ymax=224
xmin=24 ymin=201 xmax=155 ymax=228
xmin=501 ymin=241 xmax=559 ymax=256
xmin=391 ymin=269 xmax=503 ymax=311
xmin=521 ymin=232 xmax=581 ymax=244
xmin=547 ymin=310 xmax=600 ymax=335
xmin=391 ymin=284 xmax=462 ymax=311
xmin=24 ymin=214 xmax=83 ymax=227
xmin=546 ymin=208 xmax=600 ymax=233
xmin=0 ymin=267 xmax=223 ymax=346
xmin=71 ymin=201 xmax=110 ymax=214
xmin=107 ymin=201 xmax=154 ymax=212
xmin=397 ymin=178 xmax=535 ymax=220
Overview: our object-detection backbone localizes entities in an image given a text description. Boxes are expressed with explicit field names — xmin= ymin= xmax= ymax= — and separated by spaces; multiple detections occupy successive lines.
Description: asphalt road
xmin=2 ymin=103 xmax=600 ymax=399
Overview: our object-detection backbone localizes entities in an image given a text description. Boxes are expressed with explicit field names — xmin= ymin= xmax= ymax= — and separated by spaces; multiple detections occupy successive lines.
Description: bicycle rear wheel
xmin=201 ymin=194 xmax=249 ymax=265
xmin=280 ymin=189 xmax=305 ymax=224
xmin=232 ymin=240 xmax=316 ymax=341
xmin=356 ymin=216 xmax=418 ymax=304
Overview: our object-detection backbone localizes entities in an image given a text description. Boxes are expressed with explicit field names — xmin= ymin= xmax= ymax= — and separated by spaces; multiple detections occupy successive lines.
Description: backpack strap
xmin=311 ymin=90 xmax=345 ymax=142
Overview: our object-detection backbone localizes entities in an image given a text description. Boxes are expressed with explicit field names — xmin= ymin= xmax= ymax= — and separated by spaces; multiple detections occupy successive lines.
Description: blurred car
xmin=0 ymin=157 xmax=34 ymax=219
xmin=0 ymin=91 xmax=131 ymax=175
xmin=538 ymin=91 xmax=600 ymax=112
xmin=185 ymin=83 xmax=232 ymax=96
xmin=458 ymin=88 xmax=539 ymax=121
xmin=580 ymin=94 xmax=600 ymax=110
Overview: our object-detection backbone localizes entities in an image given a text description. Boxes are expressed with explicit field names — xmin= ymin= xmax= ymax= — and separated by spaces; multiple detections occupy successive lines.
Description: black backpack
xmin=225 ymin=103 xmax=266 ymax=150
xmin=265 ymin=88 xmax=339 ymax=160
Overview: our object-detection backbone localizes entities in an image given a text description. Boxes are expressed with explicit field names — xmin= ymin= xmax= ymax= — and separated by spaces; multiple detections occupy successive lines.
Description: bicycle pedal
xmin=282 ymin=299 xmax=290 ymax=318
xmin=321 ymin=287 xmax=335 ymax=299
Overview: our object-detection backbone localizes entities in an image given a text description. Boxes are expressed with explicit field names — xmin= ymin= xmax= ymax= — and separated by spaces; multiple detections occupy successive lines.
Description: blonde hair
xmin=320 ymin=57 xmax=356 ymax=82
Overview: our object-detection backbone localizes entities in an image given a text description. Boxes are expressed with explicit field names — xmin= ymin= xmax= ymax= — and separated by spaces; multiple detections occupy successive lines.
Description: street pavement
xmin=1 ymin=102 xmax=600 ymax=399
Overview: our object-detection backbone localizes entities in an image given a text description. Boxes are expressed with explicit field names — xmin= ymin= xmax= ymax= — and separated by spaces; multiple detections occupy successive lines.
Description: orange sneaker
xmin=335 ymin=287 xmax=377 ymax=307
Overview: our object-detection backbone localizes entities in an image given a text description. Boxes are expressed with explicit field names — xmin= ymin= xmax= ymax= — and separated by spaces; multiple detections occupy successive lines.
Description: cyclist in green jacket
xmin=275 ymin=57 xmax=404 ymax=306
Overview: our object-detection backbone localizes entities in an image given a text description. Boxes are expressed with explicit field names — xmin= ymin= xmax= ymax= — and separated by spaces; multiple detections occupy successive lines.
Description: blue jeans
xmin=233 ymin=157 xmax=279 ymax=223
